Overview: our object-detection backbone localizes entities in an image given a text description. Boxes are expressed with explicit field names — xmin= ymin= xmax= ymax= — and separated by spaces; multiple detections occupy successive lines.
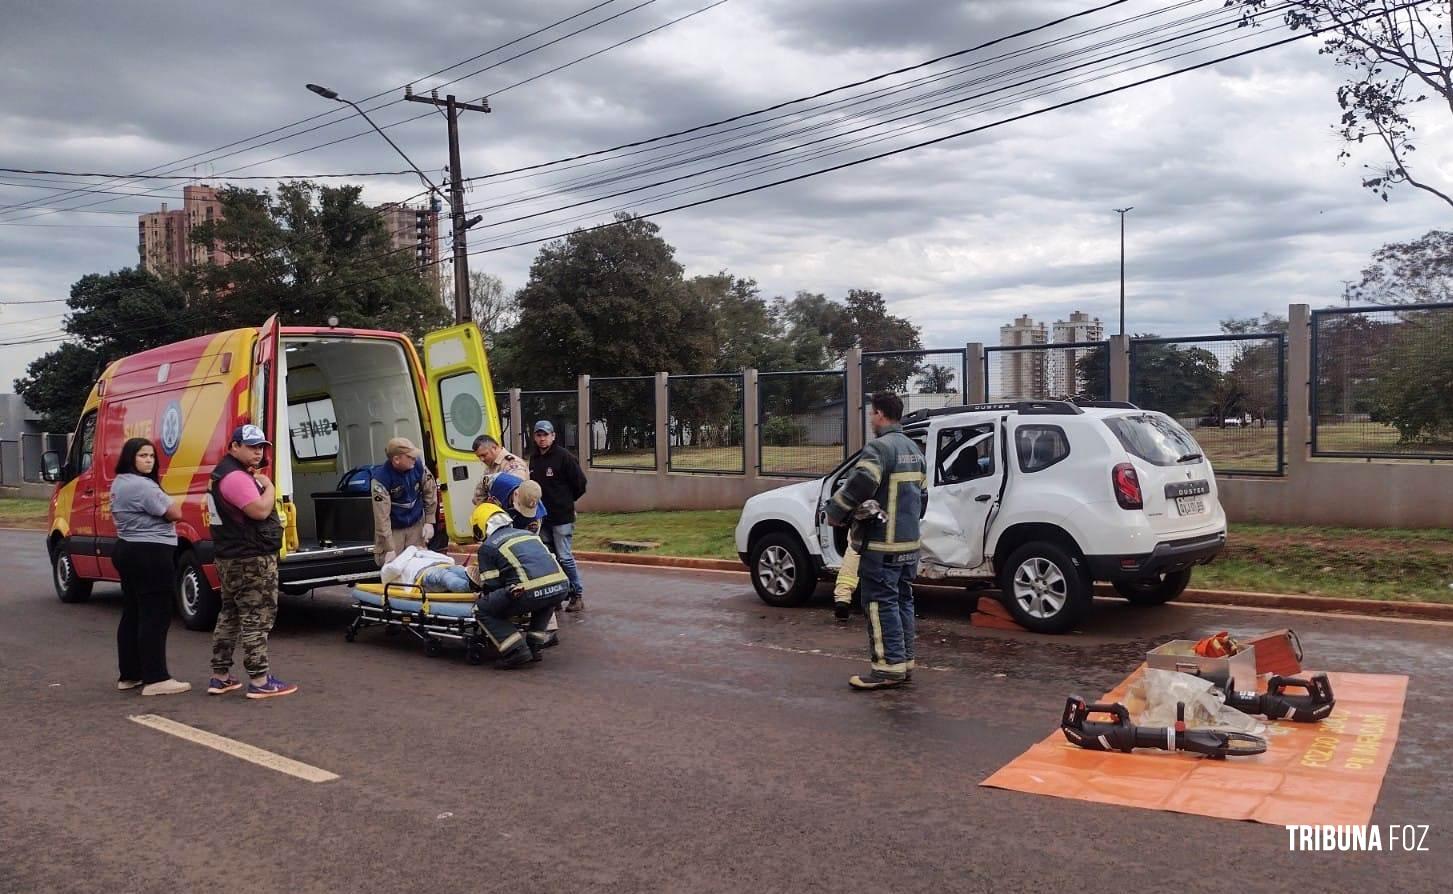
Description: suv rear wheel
xmin=749 ymin=532 xmax=816 ymax=607
xmin=998 ymin=542 xmax=1091 ymax=634
xmin=1113 ymin=569 xmax=1192 ymax=606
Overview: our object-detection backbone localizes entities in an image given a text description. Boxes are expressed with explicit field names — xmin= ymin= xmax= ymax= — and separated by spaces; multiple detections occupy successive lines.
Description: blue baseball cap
xmin=231 ymin=424 xmax=271 ymax=447
xmin=533 ymin=419 xmax=555 ymax=434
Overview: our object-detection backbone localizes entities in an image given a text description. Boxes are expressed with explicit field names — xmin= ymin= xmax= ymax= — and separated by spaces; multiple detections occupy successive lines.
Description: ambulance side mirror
xmin=41 ymin=451 xmax=63 ymax=483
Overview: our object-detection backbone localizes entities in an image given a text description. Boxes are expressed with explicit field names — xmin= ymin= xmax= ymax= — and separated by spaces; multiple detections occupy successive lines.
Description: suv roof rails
xmin=901 ymin=400 xmax=1084 ymax=424
xmin=1068 ymin=398 xmax=1140 ymax=410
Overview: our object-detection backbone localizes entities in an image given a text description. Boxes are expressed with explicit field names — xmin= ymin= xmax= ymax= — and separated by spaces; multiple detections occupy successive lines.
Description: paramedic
xmin=371 ymin=437 xmax=439 ymax=567
xmin=471 ymin=504 xmax=571 ymax=669
xmin=825 ymin=392 xmax=927 ymax=692
xmin=471 ymin=434 xmax=528 ymax=505
xmin=207 ymin=425 xmax=297 ymax=699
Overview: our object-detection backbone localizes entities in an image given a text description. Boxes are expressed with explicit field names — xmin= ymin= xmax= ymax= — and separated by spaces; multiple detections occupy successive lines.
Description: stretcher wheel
xmin=385 ymin=626 xmax=400 ymax=637
xmin=466 ymin=645 xmax=484 ymax=666
xmin=344 ymin=630 xmax=356 ymax=642
xmin=425 ymin=639 xmax=443 ymax=657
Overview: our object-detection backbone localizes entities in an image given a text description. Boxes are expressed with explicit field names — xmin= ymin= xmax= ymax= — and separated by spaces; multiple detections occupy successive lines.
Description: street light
xmin=1114 ymin=206 xmax=1134 ymax=336
xmin=305 ymin=83 xmax=440 ymax=194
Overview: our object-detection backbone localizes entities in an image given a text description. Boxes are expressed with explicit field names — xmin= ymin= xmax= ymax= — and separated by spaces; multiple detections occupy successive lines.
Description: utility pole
xmin=405 ymin=87 xmax=489 ymax=323
xmin=1114 ymin=206 xmax=1133 ymax=336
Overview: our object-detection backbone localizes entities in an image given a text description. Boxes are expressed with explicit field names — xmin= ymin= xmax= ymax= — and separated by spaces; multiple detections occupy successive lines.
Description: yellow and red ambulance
xmin=42 ymin=316 xmax=500 ymax=629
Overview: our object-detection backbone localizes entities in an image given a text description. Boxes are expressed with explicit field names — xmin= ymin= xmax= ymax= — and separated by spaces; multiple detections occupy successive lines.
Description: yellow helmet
xmin=470 ymin=503 xmax=509 ymax=541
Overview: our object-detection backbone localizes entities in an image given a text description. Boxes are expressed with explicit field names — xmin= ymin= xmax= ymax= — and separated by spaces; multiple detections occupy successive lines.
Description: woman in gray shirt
xmin=111 ymin=437 xmax=189 ymax=696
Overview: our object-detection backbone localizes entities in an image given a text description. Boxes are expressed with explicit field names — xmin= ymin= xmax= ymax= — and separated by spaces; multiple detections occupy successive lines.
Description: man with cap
xmin=528 ymin=419 xmax=588 ymax=612
xmin=370 ymin=436 xmax=439 ymax=568
xmin=206 ymin=424 xmax=297 ymax=699
xmin=487 ymin=472 xmax=546 ymax=533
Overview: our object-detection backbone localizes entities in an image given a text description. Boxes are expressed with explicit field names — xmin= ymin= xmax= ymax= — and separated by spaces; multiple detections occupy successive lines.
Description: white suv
xmin=734 ymin=400 xmax=1227 ymax=633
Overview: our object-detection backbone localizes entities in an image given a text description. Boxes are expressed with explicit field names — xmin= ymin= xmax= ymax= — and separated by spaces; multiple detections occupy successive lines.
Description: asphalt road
xmin=1 ymin=528 xmax=1449 ymax=893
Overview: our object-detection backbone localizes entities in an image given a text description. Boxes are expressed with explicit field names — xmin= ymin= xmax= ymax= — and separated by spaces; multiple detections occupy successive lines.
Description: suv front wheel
xmin=998 ymin=542 xmax=1091 ymax=634
xmin=749 ymin=532 xmax=816 ymax=607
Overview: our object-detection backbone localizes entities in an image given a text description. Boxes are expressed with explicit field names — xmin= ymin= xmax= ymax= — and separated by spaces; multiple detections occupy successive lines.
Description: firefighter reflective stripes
xmin=868 ymin=602 xmax=886 ymax=664
xmin=883 ymin=470 xmax=925 ymax=546
xmin=496 ymin=531 xmax=569 ymax=590
xmin=488 ymin=630 xmax=524 ymax=654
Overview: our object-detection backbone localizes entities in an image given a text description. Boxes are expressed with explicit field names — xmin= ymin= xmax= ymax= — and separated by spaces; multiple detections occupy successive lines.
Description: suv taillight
xmin=1112 ymin=462 xmax=1142 ymax=510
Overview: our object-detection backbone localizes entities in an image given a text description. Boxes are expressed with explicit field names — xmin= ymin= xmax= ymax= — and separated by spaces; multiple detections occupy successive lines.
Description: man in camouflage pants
xmin=206 ymin=425 xmax=298 ymax=699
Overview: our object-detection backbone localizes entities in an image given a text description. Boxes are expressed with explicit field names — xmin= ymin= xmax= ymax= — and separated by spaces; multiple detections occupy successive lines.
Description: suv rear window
xmin=1103 ymin=413 xmax=1202 ymax=467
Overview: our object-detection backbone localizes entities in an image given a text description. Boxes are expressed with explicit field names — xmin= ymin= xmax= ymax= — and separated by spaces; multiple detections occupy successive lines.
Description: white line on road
xmin=128 ymin=714 xmax=339 ymax=783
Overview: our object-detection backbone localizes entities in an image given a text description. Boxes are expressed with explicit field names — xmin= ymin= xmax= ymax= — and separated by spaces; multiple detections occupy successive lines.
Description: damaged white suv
xmin=734 ymin=400 xmax=1228 ymax=633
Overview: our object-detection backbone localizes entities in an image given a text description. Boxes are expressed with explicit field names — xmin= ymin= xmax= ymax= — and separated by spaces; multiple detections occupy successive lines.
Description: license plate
xmin=1175 ymin=495 xmax=1206 ymax=516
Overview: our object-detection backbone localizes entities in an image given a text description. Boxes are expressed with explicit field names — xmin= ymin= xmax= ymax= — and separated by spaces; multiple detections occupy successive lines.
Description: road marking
xmin=128 ymin=714 xmax=339 ymax=783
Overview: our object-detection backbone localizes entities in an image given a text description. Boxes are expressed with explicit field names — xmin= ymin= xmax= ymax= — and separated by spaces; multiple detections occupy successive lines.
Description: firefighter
xmin=825 ymin=392 xmax=928 ymax=691
xmin=469 ymin=503 xmax=571 ymax=669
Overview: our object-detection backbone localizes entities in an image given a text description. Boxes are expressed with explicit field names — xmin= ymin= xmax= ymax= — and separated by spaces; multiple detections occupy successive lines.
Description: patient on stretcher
xmin=380 ymin=545 xmax=476 ymax=593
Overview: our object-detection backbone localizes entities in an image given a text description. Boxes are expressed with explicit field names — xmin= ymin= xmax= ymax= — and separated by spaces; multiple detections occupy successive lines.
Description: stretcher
xmin=345 ymin=581 xmax=492 ymax=665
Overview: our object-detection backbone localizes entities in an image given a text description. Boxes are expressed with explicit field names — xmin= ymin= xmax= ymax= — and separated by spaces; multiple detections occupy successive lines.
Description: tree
xmin=188 ymin=181 xmax=452 ymax=336
xmin=917 ymin=363 xmax=958 ymax=393
xmin=1079 ymin=337 xmax=1224 ymax=419
xmin=1369 ymin=310 xmax=1453 ymax=444
xmin=1231 ymin=1 xmax=1453 ymax=209
xmin=1344 ymin=229 xmax=1453 ymax=305
xmin=14 ymin=268 xmax=206 ymax=432
xmin=469 ymin=271 xmax=518 ymax=338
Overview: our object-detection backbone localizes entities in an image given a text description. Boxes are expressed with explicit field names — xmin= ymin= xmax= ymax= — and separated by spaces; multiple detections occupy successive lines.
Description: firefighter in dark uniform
xmin=469 ymin=503 xmax=571 ymax=669
xmin=825 ymin=391 xmax=928 ymax=691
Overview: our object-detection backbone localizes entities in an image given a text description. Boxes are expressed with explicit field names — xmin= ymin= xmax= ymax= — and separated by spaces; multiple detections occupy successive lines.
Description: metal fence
xmin=758 ymin=370 xmax=847 ymax=477
xmin=863 ymin=348 xmax=967 ymax=421
xmin=1311 ymin=303 xmax=1453 ymax=460
xmin=985 ymin=340 xmax=1108 ymax=402
xmin=494 ymin=391 xmax=511 ymax=454
xmin=1131 ymin=334 xmax=1285 ymax=475
xmin=517 ymin=390 xmax=579 ymax=457
xmin=0 ymin=441 xmax=19 ymax=485
xmin=668 ymin=374 xmax=745 ymax=474
xmin=588 ymin=376 xmax=656 ymax=470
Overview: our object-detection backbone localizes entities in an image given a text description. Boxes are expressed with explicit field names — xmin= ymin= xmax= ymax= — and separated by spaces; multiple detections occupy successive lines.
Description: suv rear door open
xmin=920 ymin=420 xmax=1002 ymax=573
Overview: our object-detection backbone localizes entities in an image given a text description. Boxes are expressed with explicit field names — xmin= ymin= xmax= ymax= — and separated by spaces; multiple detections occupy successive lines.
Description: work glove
xmin=422 ymin=523 xmax=435 ymax=542
xmin=833 ymin=598 xmax=852 ymax=622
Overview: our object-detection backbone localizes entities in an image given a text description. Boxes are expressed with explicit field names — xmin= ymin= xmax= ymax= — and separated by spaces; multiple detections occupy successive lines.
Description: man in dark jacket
xmin=529 ymin=420 xmax=588 ymax=611
xmin=471 ymin=504 xmax=571 ymax=669
xmin=825 ymin=393 xmax=928 ymax=691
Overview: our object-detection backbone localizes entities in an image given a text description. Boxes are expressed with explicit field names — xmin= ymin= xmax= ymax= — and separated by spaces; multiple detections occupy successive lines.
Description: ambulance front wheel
xmin=176 ymin=551 xmax=220 ymax=631
xmin=52 ymin=540 xmax=93 ymax=604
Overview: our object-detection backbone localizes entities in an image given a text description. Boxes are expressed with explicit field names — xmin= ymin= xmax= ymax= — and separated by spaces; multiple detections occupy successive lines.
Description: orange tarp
xmin=981 ymin=668 xmax=1408 ymax=826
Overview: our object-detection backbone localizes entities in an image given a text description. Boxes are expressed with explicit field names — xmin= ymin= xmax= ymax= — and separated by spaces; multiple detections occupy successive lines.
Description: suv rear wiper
xmin=1177 ymin=452 xmax=1203 ymax=463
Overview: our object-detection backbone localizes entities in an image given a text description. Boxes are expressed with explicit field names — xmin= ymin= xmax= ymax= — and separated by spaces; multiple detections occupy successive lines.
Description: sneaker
xmin=564 ymin=595 xmax=585 ymax=613
xmin=245 ymin=675 xmax=298 ymax=700
xmin=848 ymin=674 xmax=907 ymax=691
xmin=207 ymin=675 xmax=242 ymax=695
xmin=117 ymin=679 xmax=144 ymax=691
xmin=141 ymin=679 xmax=192 ymax=697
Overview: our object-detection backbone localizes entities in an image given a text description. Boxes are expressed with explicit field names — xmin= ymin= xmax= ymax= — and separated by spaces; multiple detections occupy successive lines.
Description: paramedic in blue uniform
xmin=370 ymin=436 xmax=439 ymax=567
xmin=470 ymin=504 xmax=571 ymax=669
xmin=825 ymin=392 xmax=928 ymax=691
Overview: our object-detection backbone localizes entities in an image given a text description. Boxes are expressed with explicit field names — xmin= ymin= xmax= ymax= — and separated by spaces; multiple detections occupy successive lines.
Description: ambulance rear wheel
xmin=52 ymin=541 xmax=93 ymax=604
xmin=176 ymin=551 xmax=220 ymax=631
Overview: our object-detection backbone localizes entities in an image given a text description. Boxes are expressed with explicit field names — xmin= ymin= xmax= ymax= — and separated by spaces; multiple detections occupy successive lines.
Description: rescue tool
xmin=1059 ymin=697 xmax=1268 ymax=759
xmin=1202 ymin=671 xmax=1337 ymax=723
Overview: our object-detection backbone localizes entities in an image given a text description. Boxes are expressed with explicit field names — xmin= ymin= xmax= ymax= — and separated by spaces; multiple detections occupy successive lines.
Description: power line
xmin=0 ymin=0 xmax=642 ymax=221
xmin=0 ymin=168 xmax=417 ymax=181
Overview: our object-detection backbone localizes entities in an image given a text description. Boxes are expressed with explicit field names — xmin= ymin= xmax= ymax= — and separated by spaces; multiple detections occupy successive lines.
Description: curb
xmin=574 ymin=550 xmax=1453 ymax=621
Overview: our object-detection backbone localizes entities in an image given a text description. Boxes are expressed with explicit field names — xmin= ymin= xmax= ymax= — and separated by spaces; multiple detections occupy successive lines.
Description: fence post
xmin=966 ymin=343 xmax=987 ymax=403
xmin=846 ymin=346 xmax=865 ymax=454
xmin=742 ymin=368 xmax=760 ymax=481
xmin=508 ymin=388 xmax=523 ymax=456
xmin=1286 ymin=303 xmax=1311 ymax=471
xmin=654 ymin=372 xmax=670 ymax=474
xmin=576 ymin=375 xmax=591 ymax=465
xmin=1109 ymin=335 xmax=1130 ymax=402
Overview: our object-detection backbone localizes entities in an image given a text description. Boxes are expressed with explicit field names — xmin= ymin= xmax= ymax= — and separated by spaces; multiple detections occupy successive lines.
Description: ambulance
xmin=42 ymin=316 xmax=501 ymax=630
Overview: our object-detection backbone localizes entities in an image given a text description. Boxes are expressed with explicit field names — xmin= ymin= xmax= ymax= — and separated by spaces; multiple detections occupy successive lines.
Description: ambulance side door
xmin=251 ymin=314 xmax=295 ymax=555
xmin=421 ymin=323 xmax=501 ymax=542
xmin=65 ymin=410 xmax=102 ymax=578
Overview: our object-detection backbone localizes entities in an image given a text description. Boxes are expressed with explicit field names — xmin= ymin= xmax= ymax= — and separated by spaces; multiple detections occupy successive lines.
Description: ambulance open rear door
xmin=422 ymin=324 xmax=502 ymax=542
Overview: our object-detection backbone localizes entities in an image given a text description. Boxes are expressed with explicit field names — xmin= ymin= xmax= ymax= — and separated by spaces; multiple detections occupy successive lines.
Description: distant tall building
xmin=1046 ymin=311 xmax=1105 ymax=397
xmin=998 ymin=314 xmax=1048 ymax=399
xmin=377 ymin=202 xmax=444 ymax=305
xmin=137 ymin=184 xmax=231 ymax=276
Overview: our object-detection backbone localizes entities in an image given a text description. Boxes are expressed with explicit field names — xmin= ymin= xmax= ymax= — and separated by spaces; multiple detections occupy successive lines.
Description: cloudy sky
xmin=2 ymin=0 xmax=1450 ymax=394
